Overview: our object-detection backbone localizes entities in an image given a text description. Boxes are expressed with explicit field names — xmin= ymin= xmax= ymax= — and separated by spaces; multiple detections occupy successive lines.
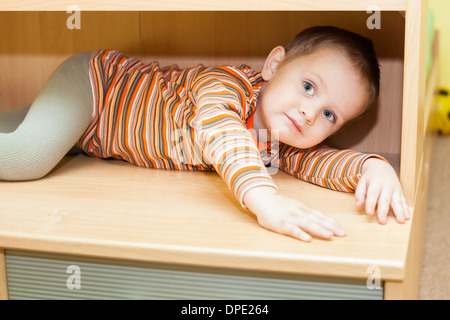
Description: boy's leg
xmin=0 ymin=104 xmax=81 ymax=155
xmin=0 ymin=52 xmax=93 ymax=181
xmin=0 ymin=104 xmax=31 ymax=133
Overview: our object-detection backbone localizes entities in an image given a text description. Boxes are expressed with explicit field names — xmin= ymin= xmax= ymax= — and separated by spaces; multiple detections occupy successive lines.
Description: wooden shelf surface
xmin=0 ymin=0 xmax=407 ymax=11
xmin=0 ymin=154 xmax=413 ymax=281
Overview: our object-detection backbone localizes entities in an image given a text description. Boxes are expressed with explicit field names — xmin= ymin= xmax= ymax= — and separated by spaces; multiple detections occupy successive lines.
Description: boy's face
xmin=254 ymin=46 xmax=369 ymax=148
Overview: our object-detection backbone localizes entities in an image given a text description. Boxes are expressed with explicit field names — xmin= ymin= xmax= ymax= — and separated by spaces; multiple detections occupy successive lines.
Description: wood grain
xmin=0 ymin=154 xmax=412 ymax=280
xmin=0 ymin=0 xmax=432 ymax=300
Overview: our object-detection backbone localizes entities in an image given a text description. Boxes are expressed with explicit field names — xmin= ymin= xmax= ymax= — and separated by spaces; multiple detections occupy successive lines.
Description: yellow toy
xmin=430 ymin=88 xmax=450 ymax=135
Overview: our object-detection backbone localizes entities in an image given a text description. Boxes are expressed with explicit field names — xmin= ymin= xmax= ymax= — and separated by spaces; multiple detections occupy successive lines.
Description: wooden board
xmin=0 ymin=154 xmax=412 ymax=281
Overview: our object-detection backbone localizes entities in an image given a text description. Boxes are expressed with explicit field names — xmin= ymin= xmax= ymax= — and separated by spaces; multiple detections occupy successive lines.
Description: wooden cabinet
xmin=0 ymin=0 xmax=435 ymax=300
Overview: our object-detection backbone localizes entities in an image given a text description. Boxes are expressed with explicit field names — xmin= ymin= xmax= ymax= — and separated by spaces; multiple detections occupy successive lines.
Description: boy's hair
xmin=284 ymin=26 xmax=380 ymax=110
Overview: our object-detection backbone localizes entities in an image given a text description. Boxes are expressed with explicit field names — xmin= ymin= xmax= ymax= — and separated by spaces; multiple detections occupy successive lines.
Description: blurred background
xmin=429 ymin=0 xmax=450 ymax=87
xmin=420 ymin=0 xmax=450 ymax=300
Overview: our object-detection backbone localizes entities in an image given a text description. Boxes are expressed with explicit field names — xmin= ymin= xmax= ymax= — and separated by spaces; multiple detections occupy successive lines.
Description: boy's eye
xmin=323 ymin=109 xmax=336 ymax=123
xmin=303 ymin=81 xmax=315 ymax=96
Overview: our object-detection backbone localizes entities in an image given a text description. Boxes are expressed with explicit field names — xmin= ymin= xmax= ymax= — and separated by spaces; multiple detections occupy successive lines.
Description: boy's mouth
xmin=286 ymin=114 xmax=303 ymax=133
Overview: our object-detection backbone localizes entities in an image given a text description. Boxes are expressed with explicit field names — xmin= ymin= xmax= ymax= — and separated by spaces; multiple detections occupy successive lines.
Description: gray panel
xmin=5 ymin=250 xmax=383 ymax=300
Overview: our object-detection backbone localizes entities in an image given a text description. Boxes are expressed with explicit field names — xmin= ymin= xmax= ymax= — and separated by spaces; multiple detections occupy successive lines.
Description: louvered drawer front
xmin=5 ymin=250 xmax=383 ymax=300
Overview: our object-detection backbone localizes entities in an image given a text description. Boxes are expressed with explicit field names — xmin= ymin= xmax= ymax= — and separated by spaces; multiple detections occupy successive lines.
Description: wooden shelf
xmin=1 ymin=0 xmax=407 ymax=11
xmin=0 ymin=154 xmax=412 ymax=281
xmin=0 ymin=0 xmax=431 ymax=300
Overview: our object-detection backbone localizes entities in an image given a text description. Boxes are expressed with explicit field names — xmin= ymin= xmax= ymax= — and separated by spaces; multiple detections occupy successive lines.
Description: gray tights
xmin=0 ymin=52 xmax=93 ymax=181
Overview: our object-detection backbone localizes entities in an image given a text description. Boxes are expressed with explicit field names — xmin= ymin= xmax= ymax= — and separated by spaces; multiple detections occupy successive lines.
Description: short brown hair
xmin=283 ymin=26 xmax=380 ymax=109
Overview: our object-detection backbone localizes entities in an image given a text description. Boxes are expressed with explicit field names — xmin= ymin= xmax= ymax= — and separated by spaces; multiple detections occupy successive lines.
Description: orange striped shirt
xmin=78 ymin=50 xmax=385 ymax=207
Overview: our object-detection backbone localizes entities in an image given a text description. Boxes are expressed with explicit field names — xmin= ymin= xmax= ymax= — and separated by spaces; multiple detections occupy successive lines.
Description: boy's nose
xmin=298 ymin=106 xmax=318 ymax=125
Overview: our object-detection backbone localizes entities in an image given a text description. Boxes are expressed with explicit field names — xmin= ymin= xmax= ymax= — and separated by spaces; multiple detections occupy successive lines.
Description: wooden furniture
xmin=0 ymin=0 xmax=436 ymax=300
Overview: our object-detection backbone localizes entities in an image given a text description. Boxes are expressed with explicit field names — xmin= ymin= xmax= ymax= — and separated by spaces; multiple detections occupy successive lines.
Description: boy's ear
xmin=261 ymin=46 xmax=286 ymax=81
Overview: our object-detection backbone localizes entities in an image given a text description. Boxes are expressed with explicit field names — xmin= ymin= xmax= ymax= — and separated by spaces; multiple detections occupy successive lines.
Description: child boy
xmin=0 ymin=26 xmax=409 ymax=241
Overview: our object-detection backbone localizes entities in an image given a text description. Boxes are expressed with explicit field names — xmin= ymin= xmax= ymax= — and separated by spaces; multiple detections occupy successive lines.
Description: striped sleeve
xmin=190 ymin=67 xmax=278 ymax=207
xmin=278 ymin=143 xmax=389 ymax=192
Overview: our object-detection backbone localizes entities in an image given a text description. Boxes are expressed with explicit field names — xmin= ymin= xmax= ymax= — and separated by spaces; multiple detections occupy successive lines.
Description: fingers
xmin=281 ymin=210 xmax=346 ymax=242
xmin=391 ymin=193 xmax=411 ymax=223
xmin=402 ymin=195 xmax=411 ymax=220
xmin=364 ymin=179 xmax=381 ymax=218
xmin=358 ymin=159 xmax=411 ymax=225
xmin=286 ymin=225 xmax=313 ymax=242
xmin=354 ymin=176 xmax=367 ymax=209
xmin=358 ymin=182 xmax=411 ymax=225
xmin=254 ymin=195 xmax=347 ymax=243
xmin=312 ymin=210 xmax=347 ymax=237
xmin=376 ymin=189 xmax=393 ymax=224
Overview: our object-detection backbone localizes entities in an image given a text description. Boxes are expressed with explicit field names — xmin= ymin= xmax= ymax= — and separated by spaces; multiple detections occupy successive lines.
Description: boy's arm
xmin=278 ymin=143 xmax=387 ymax=192
xmin=191 ymin=69 xmax=346 ymax=241
xmin=191 ymin=67 xmax=278 ymax=207
xmin=278 ymin=144 xmax=410 ymax=224
xmin=194 ymin=113 xmax=347 ymax=240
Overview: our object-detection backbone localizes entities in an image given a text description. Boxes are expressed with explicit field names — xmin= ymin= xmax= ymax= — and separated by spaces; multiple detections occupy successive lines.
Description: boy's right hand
xmin=243 ymin=186 xmax=346 ymax=242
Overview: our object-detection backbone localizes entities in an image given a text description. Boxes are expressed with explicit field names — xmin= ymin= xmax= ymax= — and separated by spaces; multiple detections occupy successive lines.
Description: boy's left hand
xmin=355 ymin=158 xmax=410 ymax=224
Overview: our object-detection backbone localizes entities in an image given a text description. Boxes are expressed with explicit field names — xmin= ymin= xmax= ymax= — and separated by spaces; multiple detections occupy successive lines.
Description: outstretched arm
xmin=278 ymin=143 xmax=384 ymax=191
xmin=191 ymin=67 xmax=278 ymax=206
xmin=278 ymin=143 xmax=409 ymax=224
xmin=191 ymin=68 xmax=345 ymax=241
